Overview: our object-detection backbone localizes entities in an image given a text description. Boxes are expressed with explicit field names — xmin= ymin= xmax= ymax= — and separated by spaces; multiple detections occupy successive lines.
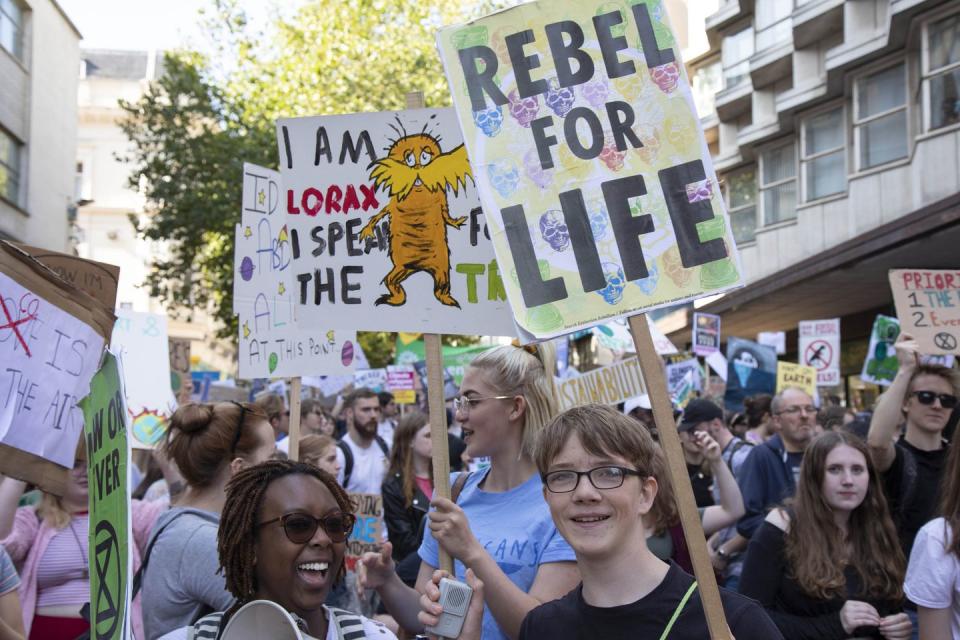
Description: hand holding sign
xmin=893 ymin=332 xmax=920 ymax=371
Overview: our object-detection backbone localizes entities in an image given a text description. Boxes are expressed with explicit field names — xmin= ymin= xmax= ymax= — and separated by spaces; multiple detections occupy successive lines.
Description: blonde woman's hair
xmin=37 ymin=493 xmax=72 ymax=529
xmin=468 ymin=342 xmax=558 ymax=459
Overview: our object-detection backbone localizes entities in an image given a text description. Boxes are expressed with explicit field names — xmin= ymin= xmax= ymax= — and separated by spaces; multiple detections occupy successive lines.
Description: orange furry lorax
xmin=360 ymin=132 xmax=472 ymax=307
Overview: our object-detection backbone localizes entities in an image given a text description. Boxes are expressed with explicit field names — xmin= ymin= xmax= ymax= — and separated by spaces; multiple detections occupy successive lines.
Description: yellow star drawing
xmin=278 ymin=282 xmax=286 ymax=295
xmin=244 ymin=226 xmax=252 ymax=238
xmin=278 ymin=225 xmax=289 ymax=243
xmin=242 ymin=321 xmax=251 ymax=339
xmin=258 ymin=190 xmax=266 ymax=206
xmin=326 ymin=330 xmax=335 ymax=344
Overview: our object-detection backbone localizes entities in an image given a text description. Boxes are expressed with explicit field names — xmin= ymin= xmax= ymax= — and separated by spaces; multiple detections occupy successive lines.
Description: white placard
xmin=757 ymin=331 xmax=786 ymax=355
xmin=798 ymin=319 xmax=841 ymax=387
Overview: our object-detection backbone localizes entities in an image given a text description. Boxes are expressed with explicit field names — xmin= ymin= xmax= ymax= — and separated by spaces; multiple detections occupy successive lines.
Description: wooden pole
xmin=288 ymin=377 xmax=302 ymax=461
xmin=628 ymin=314 xmax=731 ymax=640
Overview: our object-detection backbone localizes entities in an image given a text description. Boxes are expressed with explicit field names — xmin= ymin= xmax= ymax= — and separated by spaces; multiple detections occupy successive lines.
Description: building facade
xmin=0 ymin=0 xmax=81 ymax=250
xmin=663 ymin=0 xmax=960 ymax=405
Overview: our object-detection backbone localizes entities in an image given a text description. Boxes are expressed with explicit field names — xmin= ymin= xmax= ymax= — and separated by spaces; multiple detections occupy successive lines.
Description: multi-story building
xmin=665 ymin=0 xmax=960 ymax=405
xmin=0 ymin=0 xmax=81 ymax=250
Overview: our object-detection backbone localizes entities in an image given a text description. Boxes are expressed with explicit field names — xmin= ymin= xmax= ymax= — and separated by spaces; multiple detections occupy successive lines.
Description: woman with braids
xmin=359 ymin=344 xmax=579 ymax=640
xmin=142 ymin=402 xmax=276 ymax=639
xmin=905 ymin=427 xmax=960 ymax=638
xmin=159 ymin=460 xmax=396 ymax=639
xmin=740 ymin=431 xmax=912 ymax=639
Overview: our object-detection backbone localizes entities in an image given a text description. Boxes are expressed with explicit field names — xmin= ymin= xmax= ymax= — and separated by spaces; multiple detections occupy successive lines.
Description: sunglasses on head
xmin=911 ymin=391 xmax=958 ymax=409
xmin=258 ymin=512 xmax=357 ymax=544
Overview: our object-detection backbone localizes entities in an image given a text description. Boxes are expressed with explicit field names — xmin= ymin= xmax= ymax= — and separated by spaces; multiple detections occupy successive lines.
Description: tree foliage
xmin=121 ymin=0 xmax=507 ymax=367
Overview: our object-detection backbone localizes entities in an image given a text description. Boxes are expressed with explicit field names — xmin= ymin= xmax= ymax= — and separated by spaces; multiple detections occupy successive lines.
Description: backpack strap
xmin=337 ymin=440 xmax=355 ymax=488
xmin=328 ymin=606 xmax=367 ymax=640
xmin=725 ymin=439 xmax=754 ymax=473
xmin=188 ymin=611 xmax=225 ymax=640
xmin=451 ymin=471 xmax=472 ymax=503
xmin=374 ymin=435 xmax=389 ymax=458
xmin=132 ymin=510 xmax=192 ymax=599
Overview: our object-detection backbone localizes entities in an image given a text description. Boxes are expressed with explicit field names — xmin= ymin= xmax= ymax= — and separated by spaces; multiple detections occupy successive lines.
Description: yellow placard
xmin=776 ymin=361 xmax=817 ymax=397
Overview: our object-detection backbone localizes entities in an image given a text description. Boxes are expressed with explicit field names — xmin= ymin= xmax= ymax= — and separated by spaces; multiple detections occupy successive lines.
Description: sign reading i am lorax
xmin=437 ymin=0 xmax=744 ymax=340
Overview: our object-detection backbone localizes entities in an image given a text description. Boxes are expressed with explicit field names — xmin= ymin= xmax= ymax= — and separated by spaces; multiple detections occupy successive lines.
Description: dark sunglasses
xmin=911 ymin=391 xmax=958 ymax=409
xmin=257 ymin=512 xmax=357 ymax=544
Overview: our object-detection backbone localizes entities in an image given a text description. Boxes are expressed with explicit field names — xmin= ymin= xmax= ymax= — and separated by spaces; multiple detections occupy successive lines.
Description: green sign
xmin=860 ymin=315 xmax=901 ymax=386
xmin=394 ymin=338 xmax=490 ymax=385
xmin=80 ymin=352 xmax=130 ymax=640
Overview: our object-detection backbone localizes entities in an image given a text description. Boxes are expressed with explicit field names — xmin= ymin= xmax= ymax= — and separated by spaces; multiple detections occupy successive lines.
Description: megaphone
xmin=221 ymin=600 xmax=320 ymax=640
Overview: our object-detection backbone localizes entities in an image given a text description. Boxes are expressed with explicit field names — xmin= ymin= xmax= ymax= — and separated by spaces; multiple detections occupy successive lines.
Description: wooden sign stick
xmin=405 ymin=90 xmax=455 ymax=575
xmin=628 ymin=314 xmax=731 ymax=640
xmin=288 ymin=377 xmax=303 ymax=461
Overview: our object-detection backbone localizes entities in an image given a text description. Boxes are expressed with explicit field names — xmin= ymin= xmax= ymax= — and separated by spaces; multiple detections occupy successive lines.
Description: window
xmin=724 ymin=167 xmax=757 ymax=244
xmin=755 ymin=0 xmax=792 ymax=51
xmin=854 ymin=63 xmax=908 ymax=169
xmin=923 ymin=13 xmax=960 ymax=131
xmin=801 ymin=106 xmax=845 ymax=201
xmin=722 ymin=27 xmax=754 ymax=90
xmin=760 ymin=141 xmax=796 ymax=225
xmin=0 ymin=129 xmax=21 ymax=205
xmin=0 ymin=0 xmax=23 ymax=60
xmin=692 ymin=60 xmax=722 ymax=119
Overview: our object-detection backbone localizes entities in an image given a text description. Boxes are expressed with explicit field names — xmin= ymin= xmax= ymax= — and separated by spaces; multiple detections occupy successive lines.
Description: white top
xmin=335 ymin=433 xmax=388 ymax=494
xmin=157 ymin=605 xmax=396 ymax=640
xmin=905 ymin=517 xmax=960 ymax=639
xmin=377 ymin=418 xmax=396 ymax=448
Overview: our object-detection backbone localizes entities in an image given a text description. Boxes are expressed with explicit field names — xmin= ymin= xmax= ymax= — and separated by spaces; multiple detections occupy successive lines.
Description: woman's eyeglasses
xmin=451 ymin=395 xmax=512 ymax=416
xmin=911 ymin=391 xmax=958 ymax=409
xmin=258 ymin=512 xmax=357 ymax=544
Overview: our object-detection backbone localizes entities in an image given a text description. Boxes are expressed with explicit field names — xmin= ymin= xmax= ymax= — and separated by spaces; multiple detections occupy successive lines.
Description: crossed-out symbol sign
xmin=804 ymin=340 xmax=833 ymax=372
xmin=935 ymin=332 xmax=958 ymax=351
xmin=94 ymin=520 xmax=122 ymax=639
xmin=0 ymin=295 xmax=36 ymax=357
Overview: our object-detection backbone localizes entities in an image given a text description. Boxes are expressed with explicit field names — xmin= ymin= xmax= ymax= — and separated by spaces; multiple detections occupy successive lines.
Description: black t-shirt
xmin=882 ymin=437 xmax=949 ymax=556
xmin=687 ymin=463 xmax=715 ymax=508
xmin=518 ymin=562 xmax=782 ymax=640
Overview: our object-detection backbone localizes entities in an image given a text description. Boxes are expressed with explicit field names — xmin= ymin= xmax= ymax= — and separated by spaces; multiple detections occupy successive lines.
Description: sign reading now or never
xmin=889 ymin=269 xmax=960 ymax=355
xmin=556 ymin=357 xmax=646 ymax=411
xmin=798 ymin=319 xmax=841 ymax=387
xmin=436 ymin=0 xmax=744 ymax=341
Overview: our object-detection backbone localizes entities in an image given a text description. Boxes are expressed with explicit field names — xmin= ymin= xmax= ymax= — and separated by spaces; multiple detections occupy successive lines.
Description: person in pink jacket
xmin=0 ymin=458 xmax=165 ymax=640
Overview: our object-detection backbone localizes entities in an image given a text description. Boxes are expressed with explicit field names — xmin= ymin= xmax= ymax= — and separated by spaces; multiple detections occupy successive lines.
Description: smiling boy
xmin=518 ymin=404 xmax=781 ymax=639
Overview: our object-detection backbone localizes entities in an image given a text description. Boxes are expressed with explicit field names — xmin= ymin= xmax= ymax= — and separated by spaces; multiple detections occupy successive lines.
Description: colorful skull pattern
xmin=486 ymin=158 xmax=520 ymax=198
xmin=508 ymin=90 xmax=540 ymax=128
xmin=599 ymin=136 xmax=627 ymax=171
xmin=472 ymin=105 xmax=504 ymax=138
xmin=580 ymin=76 xmax=610 ymax=109
xmin=539 ymin=210 xmax=570 ymax=252
xmin=545 ymin=78 xmax=576 ymax=117
xmin=597 ymin=262 xmax=627 ymax=305
xmin=633 ymin=259 xmax=660 ymax=295
xmin=523 ymin=148 xmax=554 ymax=189
xmin=650 ymin=62 xmax=680 ymax=94
xmin=588 ymin=199 xmax=609 ymax=240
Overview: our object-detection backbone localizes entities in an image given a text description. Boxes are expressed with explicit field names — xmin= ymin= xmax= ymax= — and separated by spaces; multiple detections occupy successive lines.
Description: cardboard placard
xmin=345 ymin=493 xmax=383 ymax=571
xmin=0 ymin=241 xmax=115 ymax=495
xmin=110 ymin=310 xmax=177 ymax=448
xmin=234 ymin=163 xmax=359 ymax=379
xmin=889 ymin=269 xmax=960 ymax=355
xmin=15 ymin=243 xmax=120 ymax=310
xmin=665 ymin=354 xmax=702 ymax=399
xmin=798 ymin=319 xmax=841 ymax=387
xmin=556 ymin=357 xmax=646 ymax=410
xmin=776 ymin=361 xmax=816 ymax=397
xmin=354 ymin=368 xmax=388 ymax=392
xmin=436 ymin=0 xmax=744 ymax=341
xmin=724 ymin=337 xmax=776 ymax=411
xmin=80 ymin=351 xmax=131 ymax=640
xmin=275 ymin=110 xmax=515 ymax=337
xmin=860 ymin=315 xmax=901 ymax=386
xmin=757 ymin=331 xmax=786 ymax=355
xmin=693 ymin=312 xmax=721 ymax=356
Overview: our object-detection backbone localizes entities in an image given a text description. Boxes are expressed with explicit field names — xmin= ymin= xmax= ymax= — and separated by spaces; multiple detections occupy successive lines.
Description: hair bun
xmin=171 ymin=403 xmax=215 ymax=435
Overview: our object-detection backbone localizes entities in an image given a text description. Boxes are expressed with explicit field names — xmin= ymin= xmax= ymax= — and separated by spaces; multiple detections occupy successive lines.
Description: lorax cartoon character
xmin=359 ymin=131 xmax=472 ymax=307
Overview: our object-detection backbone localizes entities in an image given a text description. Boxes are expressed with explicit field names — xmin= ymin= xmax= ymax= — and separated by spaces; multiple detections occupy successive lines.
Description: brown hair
xmin=217 ymin=460 xmax=354 ymax=602
xmin=253 ymin=393 xmax=285 ymax=421
xmin=938 ymin=428 xmax=960 ymax=559
xmin=470 ymin=343 xmax=558 ymax=460
xmin=163 ymin=402 xmax=269 ymax=489
xmin=784 ymin=431 xmax=904 ymax=601
xmin=906 ymin=364 xmax=960 ymax=397
xmin=387 ymin=411 xmax=431 ymax=508
xmin=743 ymin=394 xmax=772 ymax=428
xmin=343 ymin=387 xmax=378 ymax=410
xmin=298 ymin=434 xmax=336 ymax=467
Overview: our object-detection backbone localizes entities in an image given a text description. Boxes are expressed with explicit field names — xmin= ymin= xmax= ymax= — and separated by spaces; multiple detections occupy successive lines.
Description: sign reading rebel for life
xmin=234 ymin=163 xmax=358 ymax=379
xmin=889 ymin=269 xmax=960 ymax=355
xmin=275 ymin=110 xmax=516 ymax=337
xmin=436 ymin=0 xmax=743 ymax=340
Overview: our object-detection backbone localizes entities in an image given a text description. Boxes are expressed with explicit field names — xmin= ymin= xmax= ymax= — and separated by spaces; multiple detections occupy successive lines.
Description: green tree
xmin=121 ymin=0 xmax=505 ymax=367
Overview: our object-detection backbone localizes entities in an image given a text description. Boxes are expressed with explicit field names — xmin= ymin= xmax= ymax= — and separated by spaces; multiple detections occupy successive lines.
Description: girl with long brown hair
xmin=740 ymin=431 xmax=911 ymax=639
xmin=905 ymin=428 xmax=960 ymax=638
xmin=381 ymin=412 xmax=433 ymax=572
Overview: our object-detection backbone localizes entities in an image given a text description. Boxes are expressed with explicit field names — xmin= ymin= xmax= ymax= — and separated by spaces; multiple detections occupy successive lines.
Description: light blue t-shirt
xmin=418 ymin=468 xmax=575 ymax=640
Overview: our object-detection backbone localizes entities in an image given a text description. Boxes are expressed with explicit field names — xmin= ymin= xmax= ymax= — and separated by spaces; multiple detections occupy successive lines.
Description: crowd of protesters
xmin=0 ymin=332 xmax=957 ymax=639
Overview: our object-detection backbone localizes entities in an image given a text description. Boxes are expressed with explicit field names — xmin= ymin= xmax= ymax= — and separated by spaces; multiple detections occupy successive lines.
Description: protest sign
xmin=593 ymin=317 xmax=678 ymax=354
xmin=705 ymin=351 xmax=728 ymax=381
xmin=693 ymin=312 xmax=720 ymax=356
xmin=80 ymin=351 xmax=131 ymax=640
xmin=724 ymin=337 xmax=776 ymax=411
xmin=861 ymin=315 xmax=901 ymax=386
xmin=556 ymin=357 xmax=646 ymax=410
xmin=386 ymin=365 xmax=416 ymax=404
xmin=345 ymin=493 xmax=382 ymax=571
xmin=354 ymin=368 xmax=388 ymax=392
xmin=758 ymin=331 xmax=786 ymax=355
xmin=0 ymin=241 xmax=114 ymax=494
xmin=168 ymin=338 xmax=192 ymax=405
xmin=665 ymin=354 xmax=702 ymax=398
xmin=394 ymin=337 xmax=489 ymax=385
xmin=17 ymin=243 xmax=120 ymax=310
xmin=275 ymin=110 xmax=515 ymax=337
xmin=799 ymin=319 xmax=841 ymax=386
xmin=777 ymin=361 xmax=816 ymax=397
xmin=111 ymin=310 xmax=177 ymax=448
xmin=234 ymin=163 xmax=358 ymax=379
xmin=889 ymin=269 xmax=960 ymax=355
xmin=436 ymin=0 xmax=744 ymax=341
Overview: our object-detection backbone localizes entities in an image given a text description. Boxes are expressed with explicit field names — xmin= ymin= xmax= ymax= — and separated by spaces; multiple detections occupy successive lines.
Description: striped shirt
xmin=36 ymin=516 xmax=89 ymax=607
